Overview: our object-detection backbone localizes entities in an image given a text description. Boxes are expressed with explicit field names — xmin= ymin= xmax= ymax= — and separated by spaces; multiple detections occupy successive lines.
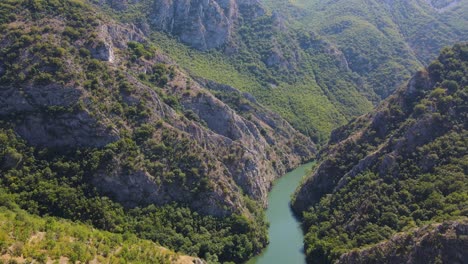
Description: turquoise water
xmin=247 ymin=162 xmax=315 ymax=264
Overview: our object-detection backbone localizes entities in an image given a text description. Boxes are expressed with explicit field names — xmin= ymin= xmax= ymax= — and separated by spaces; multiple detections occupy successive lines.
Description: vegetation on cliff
xmin=293 ymin=44 xmax=468 ymax=263
xmin=0 ymin=0 xmax=315 ymax=262
xmin=1 ymin=0 xmax=467 ymax=263
xmin=0 ymin=127 xmax=268 ymax=263
xmin=95 ymin=0 xmax=467 ymax=142
xmin=97 ymin=0 xmax=376 ymax=142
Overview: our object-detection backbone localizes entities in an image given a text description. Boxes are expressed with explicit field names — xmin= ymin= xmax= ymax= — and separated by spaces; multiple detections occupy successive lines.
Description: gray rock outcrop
xmin=100 ymin=0 xmax=265 ymax=50
xmin=0 ymin=84 xmax=118 ymax=148
xmin=338 ymin=219 xmax=468 ymax=264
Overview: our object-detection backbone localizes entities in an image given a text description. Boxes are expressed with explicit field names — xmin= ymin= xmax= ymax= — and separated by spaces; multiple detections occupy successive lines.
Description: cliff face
xmin=152 ymin=0 xmax=265 ymax=50
xmin=179 ymin=78 xmax=315 ymax=203
xmin=0 ymin=83 xmax=116 ymax=148
xmin=292 ymin=44 xmax=467 ymax=263
xmin=0 ymin=1 xmax=314 ymax=218
xmin=150 ymin=0 xmax=232 ymax=50
xmin=99 ymin=0 xmax=264 ymax=50
xmin=338 ymin=219 xmax=468 ymax=264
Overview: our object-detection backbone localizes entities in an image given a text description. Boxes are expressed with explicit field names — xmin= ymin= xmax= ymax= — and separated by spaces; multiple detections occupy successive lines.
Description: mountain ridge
xmin=293 ymin=43 xmax=468 ymax=263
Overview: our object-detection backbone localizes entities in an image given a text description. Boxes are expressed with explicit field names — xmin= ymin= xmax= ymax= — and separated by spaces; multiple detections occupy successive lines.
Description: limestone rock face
xmin=0 ymin=12 xmax=314 ymax=217
xmin=15 ymin=112 xmax=118 ymax=148
xmin=181 ymin=79 xmax=316 ymax=204
xmin=85 ymin=23 xmax=146 ymax=63
xmin=147 ymin=0 xmax=264 ymax=50
xmin=96 ymin=0 xmax=265 ymax=50
xmin=85 ymin=68 xmax=316 ymax=215
xmin=426 ymin=0 xmax=460 ymax=11
xmin=89 ymin=40 xmax=115 ymax=62
xmin=0 ymin=84 xmax=118 ymax=148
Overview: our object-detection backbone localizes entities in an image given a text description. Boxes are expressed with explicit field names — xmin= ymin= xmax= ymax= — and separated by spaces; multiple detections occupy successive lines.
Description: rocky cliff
xmin=98 ymin=0 xmax=264 ymax=50
xmin=338 ymin=219 xmax=468 ymax=264
xmin=0 ymin=0 xmax=314 ymax=219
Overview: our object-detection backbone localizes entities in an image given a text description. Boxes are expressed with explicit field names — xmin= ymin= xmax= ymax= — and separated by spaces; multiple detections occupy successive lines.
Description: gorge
xmin=0 ymin=0 xmax=467 ymax=263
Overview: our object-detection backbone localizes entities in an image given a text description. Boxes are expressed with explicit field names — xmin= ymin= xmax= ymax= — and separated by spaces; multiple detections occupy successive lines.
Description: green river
xmin=248 ymin=162 xmax=315 ymax=264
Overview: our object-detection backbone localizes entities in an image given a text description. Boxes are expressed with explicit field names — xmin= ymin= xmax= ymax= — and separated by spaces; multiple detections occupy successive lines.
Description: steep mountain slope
xmin=0 ymin=199 xmax=202 ymax=264
xmin=93 ymin=0 xmax=468 ymax=142
xmin=337 ymin=219 xmax=468 ymax=264
xmin=0 ymin=0 xmax=315 ymax=262
xmin=96 ymin=0 xmax=376 ymax=142
xmin=95 ymin=0 xmax=265 ymax=50
xmin=264 ymin=0 xmax=468 ymax=99
xmin=293 ymin=44 xmax=468 ymax=263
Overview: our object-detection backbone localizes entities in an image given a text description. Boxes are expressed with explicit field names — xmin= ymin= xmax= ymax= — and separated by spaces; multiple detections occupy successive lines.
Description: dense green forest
xmin=293 ymin=44 xmax=468 ymax=263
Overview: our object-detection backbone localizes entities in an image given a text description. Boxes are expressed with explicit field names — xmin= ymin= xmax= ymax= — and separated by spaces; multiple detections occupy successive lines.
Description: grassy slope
xmin=0 ymin=200 xmax=189 ymax=264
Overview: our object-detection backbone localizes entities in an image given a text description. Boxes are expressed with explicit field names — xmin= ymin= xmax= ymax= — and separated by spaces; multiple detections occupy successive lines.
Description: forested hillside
xmin=293 ymin=44 xmax=468 ymax=263
xmin=0 ymin=0 xmax=317 ymax=262
xmin=263 ymin=0 xmax=468 ymax=99
xmin=94 ymin=0 xmax=468 ymax=141
xmin=1 ymin=0 xmax=467 ymax=263
xmin=337 ymin=219 xmax=468 ymax=264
